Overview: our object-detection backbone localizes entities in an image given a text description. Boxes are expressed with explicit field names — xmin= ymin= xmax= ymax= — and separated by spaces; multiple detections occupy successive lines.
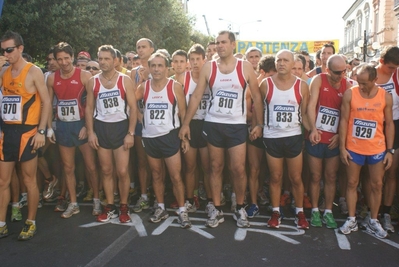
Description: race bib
xmin=272 ymin=105 xmax=295 ymax=128
xmin=315 ymin=106 xmax=339 ymax=133
xmin=213 ymin=90 xmax=237 ymax=115
xmin=98 ymin=90 xmax=123 ymax=116
xmin=191 ymin=93 xmax=209 ymax=118
xmin=352 ymin=118 xmax=377 ymax=139
xmin=1 ymin=95 xmax=22 ymax=122
xmin=57 ymin=99 xmax=80 ymax=121
xmin=380 ymin=82 xmax=394 ymax=94
xmin=146 ymin=103 xmax=169 ymax=126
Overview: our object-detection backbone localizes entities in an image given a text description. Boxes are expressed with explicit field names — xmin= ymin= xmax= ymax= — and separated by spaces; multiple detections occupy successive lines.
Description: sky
xmin=186 ymin=0 xmax=354 ymax=47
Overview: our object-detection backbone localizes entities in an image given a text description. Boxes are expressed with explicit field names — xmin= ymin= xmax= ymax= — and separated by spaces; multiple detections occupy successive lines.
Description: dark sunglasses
xmin=86 ymin=66 xmax=99 ymax=71
xmin=331 ymin=69 xmax=346 ymax=75
xmin=1 ymin=46 xmax=17 ymax=54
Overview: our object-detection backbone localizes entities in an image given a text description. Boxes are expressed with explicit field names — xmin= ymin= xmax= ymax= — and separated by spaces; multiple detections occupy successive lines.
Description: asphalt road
xmin=1 ymin=198 xmax=398 ymax=267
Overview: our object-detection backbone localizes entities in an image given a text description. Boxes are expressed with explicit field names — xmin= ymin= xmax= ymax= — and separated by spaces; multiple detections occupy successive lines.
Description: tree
xmin=0 ymin=0 xmax=193 ymax=62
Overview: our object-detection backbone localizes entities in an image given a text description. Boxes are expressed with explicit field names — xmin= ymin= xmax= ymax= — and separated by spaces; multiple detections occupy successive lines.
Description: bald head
xmin=327 ymin=55 xmax=346 ymax=70
xmin=276 ymin=49 xmax=294 ymax=61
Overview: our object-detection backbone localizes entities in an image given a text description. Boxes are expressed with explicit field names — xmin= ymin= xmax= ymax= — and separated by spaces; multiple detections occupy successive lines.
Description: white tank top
xmin=263 ymin=77 xmax=303 ymax=138
xmin=142 ymin=79 xmax=180 ymax=138
xmin=93 ymin=73 xmax=128 ymax=122
xmin=183 ymin=71 xmax=210 ymax=120
xmin=205 ymin=59 xmax=247 ymax=124
xmin=376 ymin=69 xmax=399 ymax=120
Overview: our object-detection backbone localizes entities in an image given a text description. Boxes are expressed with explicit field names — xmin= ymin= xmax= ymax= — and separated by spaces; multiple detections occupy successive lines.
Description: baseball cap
xmin=77 ymin=51 xmax=91 ymax=60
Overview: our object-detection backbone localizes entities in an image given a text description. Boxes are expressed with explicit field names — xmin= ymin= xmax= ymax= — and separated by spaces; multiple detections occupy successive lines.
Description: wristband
xmin=256 ymin=124 xmax=264 ymax=129
xmin=47 ymin=128 xmax=54 ymax=138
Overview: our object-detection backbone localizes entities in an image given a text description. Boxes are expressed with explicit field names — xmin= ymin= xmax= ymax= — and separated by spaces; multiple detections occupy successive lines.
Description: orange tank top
xmin=346 ymin=86 xmax=386 ymax=155
xmin=1 ymin=62 xmax=41 ymax=125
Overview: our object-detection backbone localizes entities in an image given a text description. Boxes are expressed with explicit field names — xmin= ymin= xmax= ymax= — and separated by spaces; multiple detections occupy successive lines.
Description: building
xmin=341 ymin=0 xmax=397 ymax=61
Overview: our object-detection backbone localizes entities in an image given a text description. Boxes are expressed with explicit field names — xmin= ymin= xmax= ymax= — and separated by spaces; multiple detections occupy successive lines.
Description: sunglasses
xmin=86 ymin=66 xmax=99 ymax=71
xmin=331 ymin=69 xmax=346 ymax=75
xmin=1 ymin=46 xmax=17 ymax=54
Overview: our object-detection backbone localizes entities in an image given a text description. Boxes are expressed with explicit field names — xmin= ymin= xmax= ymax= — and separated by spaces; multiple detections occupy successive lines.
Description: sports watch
xmin=386 ymin=148 xmax=395 ymax=155
xmin=38 ymin=129 xmax=46 ymax=135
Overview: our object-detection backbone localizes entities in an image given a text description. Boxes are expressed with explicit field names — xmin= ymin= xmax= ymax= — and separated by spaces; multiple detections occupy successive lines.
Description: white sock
xmin=178 ymin=206 xmax=186 ymax=214
xmin=296 ymin=207 xmax=304 ymax=214
xmin=283 ymin=191 xmax=290 ymax=195
xmin=158 ymin=203 xmax=165 ymax=210
xmin=12 ymin=202 xmax=19 ymax=208
xmin=21 ymin=193 xmax=27 ymax=197
xmin=324 ymin=209 xmax=332 ymax=216
xmin=370 ymin=218 xmax=378 ymax=223
xmin=312 ymin=208 xmax=319 ymax=213
xmin=141 ymin=194 xmax=148 ymax=201
xmin=26 ymin=219 xmax=35 ymax=225
xmin=348 ymin=216 xmax=356 ymax=222
xmin=272 ymin=207 xmax=280 ymax=212
xmin=0 ymin=221 xmax=5 ymax=227
xmin=71 ymin=202 xmax=78 ymax=206
xmin=130 ymin=182 xmax=135 ymax=188
xmin=93 ymin=198 xmax=99 ymax=202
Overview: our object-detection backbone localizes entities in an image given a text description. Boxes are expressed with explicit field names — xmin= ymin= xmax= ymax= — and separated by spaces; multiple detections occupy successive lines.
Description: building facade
xmin=341 ymin=0 xmax=397 ymax=61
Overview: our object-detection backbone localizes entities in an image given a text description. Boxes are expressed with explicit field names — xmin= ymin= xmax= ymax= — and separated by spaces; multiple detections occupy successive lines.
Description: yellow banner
xmin=236 ymin=40 xmax=340 ymax=54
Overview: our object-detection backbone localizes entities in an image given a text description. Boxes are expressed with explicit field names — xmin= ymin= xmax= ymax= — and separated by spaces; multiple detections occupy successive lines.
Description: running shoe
xmin=43 ymin=175 xmax=58 ymax=200
xmin=267 ymin=211 xmax=281 ymax=228
xmin=18 ymin=221 xmax=36 ymax=241
xmin=149 ymin=207 xmax=169 ymax=223
xmin=0 ymin=224 xmax=8 ymax=239
xmin=381 ymin=213 xmax=395 ymax=233
xmin=119 ymin=204 xmax=131 ymax=223
xmin=205 ymin=202 xmax=214 ymax=217
xmin=177 ymin=210 xmax=191 ymax=229
xmin=61 ymin=203 xmax=80 ymax=218
xmin=38 ymin=193 xmax=43 ymax=209
xmin=339 ymin=218 xmax=358 ymax=235
xmin=129 ymin=187 xmax=138 ymax=197
xmin=366 ymin=219 xmax=388 ymax=239
xmin=303 ymin=195 xmax=312 ymax=209
xmin=310 ymin=211 xmax=322 ymax=227
xmin=280 ymin=194 xmax=291 ymax=207
xmin=205 ymin=208 xmax=224 ymax=228
xmin=220 ymin=192 xmax=226 ymax=206
xmin=193 ymin=195 xmax=200 ymax=209
xmin=360 ymin=212 xmax=370 ymax=230
xmin=133 ymin=196 xmax=150 ymax=213
xmin=257 ymin=189 xmax=269 ymax=206
xmin=170 ymin=199 xmax=179 ymax=209
xmin=54 ymin=196 xmax=67 ymax=212
xmin=246 ymin=204 xmax=259 ymax=218
xmin=234 ymin=207 xmax=250 ymax=228
xmin=76 ymin=181 xmax=86 ymax=198
xmin=198 ymin=182 xmax=207 ymax=201
xmin=97 ymin=204 xmax=118 ymax=222
xmin=322 ymin=212 xmax=338 ymax=229
xmin=184 ymin=200 xmax=197 ymax=213
xmin=230 ymin=194 xmax=237 ymax=212
xmin=11 ymin=206 xmax=22 ymax=222
xmin=18 ymin=194 xmax=28 ymax=208
xmin=83 ymin=188 xmax=94 ymax=202
xmin=295 ymin=212 xmax=309 ymax=229
xmin=92 ymin=199 xmax=102 ymax=216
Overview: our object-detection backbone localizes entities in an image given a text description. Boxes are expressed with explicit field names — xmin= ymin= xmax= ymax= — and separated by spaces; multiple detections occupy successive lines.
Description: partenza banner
xmin=236 ymin=40 xmax=339 ymax=54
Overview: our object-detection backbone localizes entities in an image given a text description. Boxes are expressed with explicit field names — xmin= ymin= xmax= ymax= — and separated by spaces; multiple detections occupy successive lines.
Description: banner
xmin=236 ymin=40 xmax=339 ymax=55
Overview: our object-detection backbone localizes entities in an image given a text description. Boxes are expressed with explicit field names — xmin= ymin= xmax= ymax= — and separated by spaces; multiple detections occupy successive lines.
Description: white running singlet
xmin=376 ymin=69 xmax=399 ymax=120
xmin=142 ymin=79 xmax=180 ymax=138
xmin=183 ymin=71 xmax=210 ymax=120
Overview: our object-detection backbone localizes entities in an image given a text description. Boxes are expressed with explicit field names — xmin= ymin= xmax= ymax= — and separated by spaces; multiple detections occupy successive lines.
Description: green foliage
xmin=0 ymin=0 xmax=194 ymax=62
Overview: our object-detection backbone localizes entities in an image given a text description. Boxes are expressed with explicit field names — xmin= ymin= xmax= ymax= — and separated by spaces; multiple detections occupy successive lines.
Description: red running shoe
xmin=267 ymin=211 xmax=281 ymax=228
xmin=295 ymin=211 xmax=309 ymax=229
xmin=193 ymin=195 xmax=200 ymax=209
xmin=97 ymin=204 xmax=118 ymax=222
xmin=119 ymin=204 xmax=131 ymax=223
xmin=280 ymin=194 xmax=291 ymax=207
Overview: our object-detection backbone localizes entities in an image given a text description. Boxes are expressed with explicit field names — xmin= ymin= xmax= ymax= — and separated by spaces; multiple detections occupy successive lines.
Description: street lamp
xmin=354 ymin=30 xmax=380 ymax=62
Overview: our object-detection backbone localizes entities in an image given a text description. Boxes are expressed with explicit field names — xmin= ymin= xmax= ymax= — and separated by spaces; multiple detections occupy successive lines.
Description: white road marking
xmin=363 ymin=230 xmax=399 ymax=249
xmin=334 ymin=229 xmax=351 ymax=250
xmin=234 ymin=224 xmax=305 ymax=244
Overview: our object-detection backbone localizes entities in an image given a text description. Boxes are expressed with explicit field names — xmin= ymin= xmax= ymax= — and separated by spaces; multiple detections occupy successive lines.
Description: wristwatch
xmin=38 ymin=129 xmax=46 ymax=135
xmin=387 ymin=148 xmax=395 ymax=155
xmin=127 ymin=131 xmax=134 ymax=136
